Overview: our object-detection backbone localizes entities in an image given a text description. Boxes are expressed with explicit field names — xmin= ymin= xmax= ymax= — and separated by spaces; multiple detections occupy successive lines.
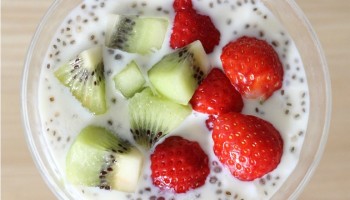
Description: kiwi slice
xmin=148 ymin=40 xmax=210 ymax=105
xmin=105 ymin=14 xmax=169 ymax=54
xmin=54 ymin=46 xmax=107 ymax=115
xmin=113 ymin=61 xmax=146 ymax=98
xmin=129 ymin=88 xmax=192 ymax=148
xmin=66 ymin=126 xmax=143 ymax=193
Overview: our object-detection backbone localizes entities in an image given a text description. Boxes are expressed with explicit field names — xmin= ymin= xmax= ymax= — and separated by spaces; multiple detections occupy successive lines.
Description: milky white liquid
xmin=38 ymin=0 xmax=310 ymax=199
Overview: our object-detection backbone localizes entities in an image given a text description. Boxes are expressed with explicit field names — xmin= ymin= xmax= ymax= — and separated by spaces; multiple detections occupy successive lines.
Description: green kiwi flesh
xmin=66 ymin=126 xmax=143 ymax=193
xmin=113 ymin=61 xmax=146 ymax=98
xmin=148 ymin=40 xmax=210 ymax=105
xmin=128 ymin=88 xmax=192 ymax=148
xmin=54 ymin=46 xmax=107 ymax=115
xmin=105 ymin=14 xmax=169 ymax=54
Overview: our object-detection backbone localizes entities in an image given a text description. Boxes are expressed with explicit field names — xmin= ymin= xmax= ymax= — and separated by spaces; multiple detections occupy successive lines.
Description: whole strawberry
xmin=170 ymin=3 xmax=220 ymax=53
xmin=151 ymin=136 xmax=209 ymax=193
xmin=190 ymin=68 xmax=243 ymax=115
xmin=221 ymin=36 xmax=283 ymax=101
xmin=212 ymin=112 xmax=283 ymax=181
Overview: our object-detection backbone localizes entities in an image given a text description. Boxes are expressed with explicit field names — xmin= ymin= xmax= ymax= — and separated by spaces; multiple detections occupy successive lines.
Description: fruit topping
xmin=105 ymin=14 xmax=169 ymax=54
xmin=170 ymin=0 xmax=220 ymax=54
xmin=66 ymin=126 xmax=143 ymax=192
xmin=205 ymin=115 xmax=217 ymax=131
xmin=54 ymin=46 xmax=107 ymax=115
xmin=148 ymin=40 xmax=210 ymax=105
xmin=212 ymin=112 xmax=283 ymax=181
xmin=151 ymin=136 xmax=210 ymax=193
xmin=190 ymin=68 xmax=244 ymax=115
xmin=128 ymin=88 xmax=192 ymax=149
xmin=173 ymin=0 xmax=193 ymax=11
xmin=113 ymin=60 xmax=146 ymax=98
xmin=221 ymin=36 xmax=284 ymax=101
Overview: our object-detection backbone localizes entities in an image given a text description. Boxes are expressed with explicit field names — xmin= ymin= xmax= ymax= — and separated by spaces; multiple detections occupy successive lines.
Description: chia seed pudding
xmin=38 ymin=0 xmax=309 ymax=199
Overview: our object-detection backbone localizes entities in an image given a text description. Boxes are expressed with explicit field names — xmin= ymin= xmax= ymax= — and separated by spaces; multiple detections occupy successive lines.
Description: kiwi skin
xmin=54 ymin=46 xmax=107 ymax=115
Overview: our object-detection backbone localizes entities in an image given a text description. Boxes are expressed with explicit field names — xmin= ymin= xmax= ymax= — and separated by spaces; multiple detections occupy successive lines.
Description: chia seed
xmin=114 ymin=54 xmax=123 ymax=60
xmin=272 ymin=40 xmax=279 ymax=47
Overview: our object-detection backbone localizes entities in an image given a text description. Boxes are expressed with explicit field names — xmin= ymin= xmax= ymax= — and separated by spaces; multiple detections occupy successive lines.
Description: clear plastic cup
xmin=21 ymin=0 xmax=331 ymax=199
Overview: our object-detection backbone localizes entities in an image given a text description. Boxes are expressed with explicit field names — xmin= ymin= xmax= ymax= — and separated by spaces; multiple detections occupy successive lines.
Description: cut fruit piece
xmin=148 ymin=40 xmax=210 ymax=105
xmin=151 ymin=136 xmax=210 ymax=193
xmin=66 ymin=126 xmax=143 ymax=193
xmin=190 ymin=68 xmax=244 ymax=115
xmin=128 ymin=88 xmax=192 ymax=148
xmin=54 ymin=46 xmax=107 ymax=115
xmin=113 ymin=61 xmax=146 ymax=98
xmin=105 ymin=14 xmax=169 ymax=54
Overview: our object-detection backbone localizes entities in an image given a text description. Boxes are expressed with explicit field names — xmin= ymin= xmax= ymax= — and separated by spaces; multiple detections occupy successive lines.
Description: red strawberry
xmin=212 ymin=112 xmax=283 ymax=181
xmin=173 ymin=0 xmax=193 ymax=11
xmin=205 ymin=115 xmax=217 ymax=131
xmin=190 ymin=68 xmax=244 ymax=115
xmin=170 ymin=10 xmax=220 ymax=53
xmin=151 ymin=136 xmax=209 ymax=193
xmin=221 ymin=36 xmax=284 ymax=101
